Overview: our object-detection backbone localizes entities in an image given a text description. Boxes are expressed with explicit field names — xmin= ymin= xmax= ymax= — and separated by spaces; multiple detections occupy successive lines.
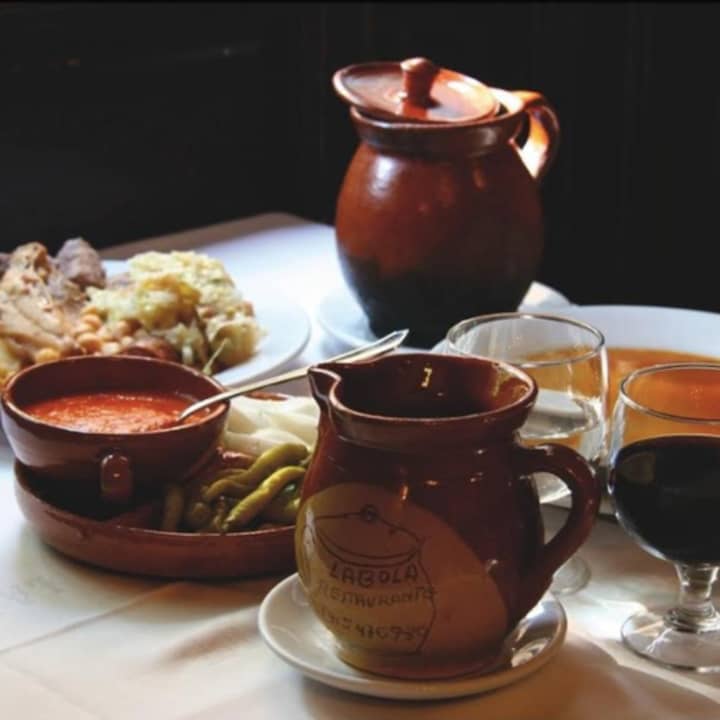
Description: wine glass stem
xmin=666 ymin=564 xmax=720 ymax=632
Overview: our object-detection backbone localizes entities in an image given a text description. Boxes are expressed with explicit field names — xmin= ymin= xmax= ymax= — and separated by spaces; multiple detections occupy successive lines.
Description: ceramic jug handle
xmin=513 ymin=443 xmax=600 ymax=616
xmin=512 ymin=91 xmax=560 ymax=183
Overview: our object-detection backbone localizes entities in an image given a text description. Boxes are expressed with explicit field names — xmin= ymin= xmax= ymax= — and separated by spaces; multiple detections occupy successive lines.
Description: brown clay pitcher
xmin=333 ymin=58 xmax=560 ymax=347
xmin=295 ymin=352 xmax=599 ymax=680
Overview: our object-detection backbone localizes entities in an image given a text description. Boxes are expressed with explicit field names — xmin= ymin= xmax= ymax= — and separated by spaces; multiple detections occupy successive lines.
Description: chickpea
xmin=101 ymin=341 xmax=121 ymax=355
xmin=76 ymin=332 xmax=102 ymax=354
xmin=34 ymin=347 xmax=61 ymax=364
xmin=73 ymin=321 xmax=94 ymax=337
xmin=113 ymin=319 xmax=135 ymax=338
xmin=79 ymin=312 xmax=103 ymax=331
xmin=97 ymin=325 xmax=114 ymax=341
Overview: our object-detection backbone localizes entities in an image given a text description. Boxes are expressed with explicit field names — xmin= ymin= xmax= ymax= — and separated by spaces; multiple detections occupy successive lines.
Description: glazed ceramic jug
xmin=295 ymin=352 xmax=599 ymax=680
xmin=333 ymin=58 xmax=560 ymax=347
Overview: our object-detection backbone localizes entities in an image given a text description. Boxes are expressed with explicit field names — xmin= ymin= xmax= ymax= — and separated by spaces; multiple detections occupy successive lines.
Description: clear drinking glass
xmin=445 ymin=312 xmax=607 ymax=595
xmin=608 ymin=362 xmax=720 ymax=671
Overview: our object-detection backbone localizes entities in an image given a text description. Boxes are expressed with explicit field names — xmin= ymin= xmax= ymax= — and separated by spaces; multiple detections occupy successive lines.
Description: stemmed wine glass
xmin=608 ymin=362 xmax=720 ymax=671
xmin=445 ymin=312 xmax=607 ymax=595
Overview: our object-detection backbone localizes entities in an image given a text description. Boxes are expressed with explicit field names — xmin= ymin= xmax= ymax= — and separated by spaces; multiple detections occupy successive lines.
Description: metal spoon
xmin=176 ymin=329 xmax=409 ymax=423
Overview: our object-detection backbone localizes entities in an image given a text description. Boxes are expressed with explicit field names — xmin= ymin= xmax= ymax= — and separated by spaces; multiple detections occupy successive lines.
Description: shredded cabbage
xmin=87 ymin=251 xmax=263 ymax=370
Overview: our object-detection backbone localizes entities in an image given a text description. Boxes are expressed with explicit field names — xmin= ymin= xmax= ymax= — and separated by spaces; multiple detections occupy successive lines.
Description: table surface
xmin=2 ymin=213 xmax=719 ymax=719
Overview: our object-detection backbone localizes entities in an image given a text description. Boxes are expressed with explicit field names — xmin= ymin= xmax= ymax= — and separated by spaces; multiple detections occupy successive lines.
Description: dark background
xmin=0 ymin=2 xmax=717 ymax=309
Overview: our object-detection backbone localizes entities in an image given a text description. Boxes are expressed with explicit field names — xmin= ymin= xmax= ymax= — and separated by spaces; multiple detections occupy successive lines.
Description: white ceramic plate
xmin=435 ymin=303 xmax=720 ymax=365
xmin=102 ymin=260 xmax=311 ymax=387
xmin=316 ymin=282 xmax=571 ymax=350
xmin=549 ymin=304 xmax=720 ymax=356
xmin=258 ymin=573 xmax=566 ymax=702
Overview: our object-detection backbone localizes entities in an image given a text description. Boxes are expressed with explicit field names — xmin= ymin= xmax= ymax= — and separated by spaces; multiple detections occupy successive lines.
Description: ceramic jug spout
xmin=307 ymin=364 xmax=343 ymax=411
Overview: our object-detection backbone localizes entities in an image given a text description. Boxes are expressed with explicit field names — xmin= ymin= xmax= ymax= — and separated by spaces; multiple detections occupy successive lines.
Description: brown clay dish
xmin=14 ymin=460 xmax=296 ymax=579
xmin=1 ymin=355 xmax=229 ymax=506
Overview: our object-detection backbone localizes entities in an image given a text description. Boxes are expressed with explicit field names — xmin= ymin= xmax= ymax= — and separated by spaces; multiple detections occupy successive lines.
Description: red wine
xmin=610 ymin=435 xmax=720 ymax=565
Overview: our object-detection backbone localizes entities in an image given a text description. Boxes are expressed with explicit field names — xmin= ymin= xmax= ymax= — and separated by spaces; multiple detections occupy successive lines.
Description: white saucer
xmin=258 ymin=573 xmax=567 ymax=701
xmin=316 ymin=282 xmax=571 ymax=349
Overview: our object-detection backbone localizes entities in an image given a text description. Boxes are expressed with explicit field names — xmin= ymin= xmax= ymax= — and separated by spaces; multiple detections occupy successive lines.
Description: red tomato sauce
xmin=23 ymin=391 xmax=197 ymax=433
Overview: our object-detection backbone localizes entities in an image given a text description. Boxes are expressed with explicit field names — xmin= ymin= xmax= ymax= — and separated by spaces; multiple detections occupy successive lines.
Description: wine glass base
xmin=622 ymin=610 xmax=720 ymax=672
xmin=550 ymin=554 xmax=591 ymax=596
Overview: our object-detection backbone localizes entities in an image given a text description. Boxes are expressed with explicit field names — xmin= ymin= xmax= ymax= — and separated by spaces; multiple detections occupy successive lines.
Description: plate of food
xmin=316 ymin=280 xmax=571 ymax=350
xmin=434 ymin=304 xmax=720 ymax=414
xmin=0 ymin=238 xmax=311 ymax=390
xmin=548 ymin=305 xmax=720 ymax=412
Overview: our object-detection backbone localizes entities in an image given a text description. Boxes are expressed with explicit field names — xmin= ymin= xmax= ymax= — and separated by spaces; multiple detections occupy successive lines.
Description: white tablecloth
xmin=1 ymin=213 xmax=719 ymax=719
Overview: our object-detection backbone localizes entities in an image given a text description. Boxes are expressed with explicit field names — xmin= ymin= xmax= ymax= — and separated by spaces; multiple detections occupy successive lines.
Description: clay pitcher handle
xmin=512 ymin=443 xmax=600 ymax=616
xmin=512 ymin=90 xmax=560 ymax=183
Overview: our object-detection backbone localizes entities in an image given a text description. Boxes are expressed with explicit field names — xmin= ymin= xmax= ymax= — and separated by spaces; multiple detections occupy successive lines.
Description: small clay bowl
xmin=0 ymin=355 xmax=229 ymax=506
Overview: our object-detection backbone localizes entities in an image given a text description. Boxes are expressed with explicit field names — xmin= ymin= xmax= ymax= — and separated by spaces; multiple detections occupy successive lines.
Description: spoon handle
xmin=178 ymin=329 xmax=409 ymax=421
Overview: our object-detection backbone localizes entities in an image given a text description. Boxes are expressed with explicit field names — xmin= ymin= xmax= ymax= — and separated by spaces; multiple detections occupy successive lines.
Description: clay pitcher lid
xmin=333 ymin=57 xmax=499 ymax=124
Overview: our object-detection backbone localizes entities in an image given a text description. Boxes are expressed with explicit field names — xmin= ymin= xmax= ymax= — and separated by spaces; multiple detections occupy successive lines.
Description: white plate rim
xmin=548 ymin=304 xmax=720 ymax=351
xmin=316 ymin=281 xmax=571 ymax=350
xmin=433 ymin=303 xmax=720 ymax=352
xmin=258 ymin=573 xmax=567 ymax=702
xmin=101 ymin=259 xmax=311 ymax=387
